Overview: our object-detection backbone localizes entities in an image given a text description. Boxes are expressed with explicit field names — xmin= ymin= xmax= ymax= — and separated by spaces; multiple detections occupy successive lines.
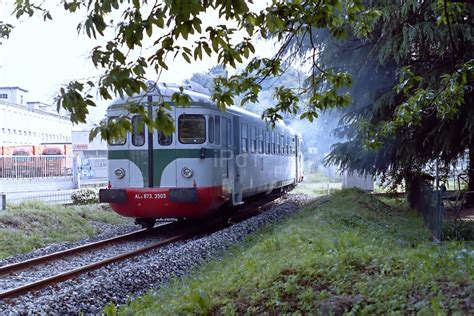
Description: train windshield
xmin=178 ymin=114 xmax=206 ymax=144
xmin=107 ymin=117 xmax=126 ymax=145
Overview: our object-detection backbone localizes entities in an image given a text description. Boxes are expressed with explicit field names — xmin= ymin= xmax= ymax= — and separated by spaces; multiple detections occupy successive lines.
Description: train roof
xmin=107 ymin=81 xmax=300 ymax=135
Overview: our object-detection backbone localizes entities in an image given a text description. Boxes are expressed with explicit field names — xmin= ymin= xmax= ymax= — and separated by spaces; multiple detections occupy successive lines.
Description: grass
xmin=292 ymin=180 xmax=341 ymax=196
xmin=107 ymin=188 xmax=473 ymax=315
xmin=0 ymin=201 xmax=129 ymax=259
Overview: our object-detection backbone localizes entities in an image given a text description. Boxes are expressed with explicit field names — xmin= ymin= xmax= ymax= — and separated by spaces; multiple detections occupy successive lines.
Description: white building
xmin=71 ymin=130 xmax=107 ymax=158
xmin=0 ymin=87 xmax=72 ymax=145
xmin=342 ymin=171 xmax=374 ymax=191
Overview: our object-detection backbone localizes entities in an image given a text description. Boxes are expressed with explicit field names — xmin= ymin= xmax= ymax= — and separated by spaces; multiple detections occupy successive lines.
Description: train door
xmin=154 ymin=104 xmax=177 ymax=188
xmin=129 ymin=114 xmax=146 ymax=188
xmin=221 ymin=115 xmax=234 ymax=200
xmin=295 ymin=136 xmax=299 ymax=183
xmin=232 ymin=115 xmax=243 ymax=205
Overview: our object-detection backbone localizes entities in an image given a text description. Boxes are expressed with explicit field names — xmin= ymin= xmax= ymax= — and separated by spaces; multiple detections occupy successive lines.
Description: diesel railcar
xmin=99 ymin=82 xmax=304 ymax=228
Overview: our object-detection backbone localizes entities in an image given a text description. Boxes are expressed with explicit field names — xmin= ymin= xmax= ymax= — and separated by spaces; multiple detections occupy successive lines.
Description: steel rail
xmin=0 ymin=192 xmax=288 ymax=300
xmin=0 ymin=224 xmax=172 ymax=276
xmin=0 ymin=231 xmax=191 ymax=300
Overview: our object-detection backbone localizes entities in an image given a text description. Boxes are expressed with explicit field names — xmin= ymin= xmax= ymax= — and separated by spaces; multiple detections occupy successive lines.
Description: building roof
xmin=0 ymin=86 xmax=28 ymax=92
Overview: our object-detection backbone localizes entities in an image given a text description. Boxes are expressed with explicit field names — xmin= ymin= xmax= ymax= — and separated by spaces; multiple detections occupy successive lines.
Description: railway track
xmin=0 ymin=222 xmax=192 ymax=300
xmin=0 ymin=192 xmax=286 ymax=301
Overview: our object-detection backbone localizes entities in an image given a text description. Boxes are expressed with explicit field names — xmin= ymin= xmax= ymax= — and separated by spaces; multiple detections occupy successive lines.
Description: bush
xmin=71 ymin=188 xmax=99 ymax=205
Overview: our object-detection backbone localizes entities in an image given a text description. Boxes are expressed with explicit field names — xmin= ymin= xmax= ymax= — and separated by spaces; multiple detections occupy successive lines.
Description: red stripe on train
xmin=109 ymin=186 xmax=230 ymax=219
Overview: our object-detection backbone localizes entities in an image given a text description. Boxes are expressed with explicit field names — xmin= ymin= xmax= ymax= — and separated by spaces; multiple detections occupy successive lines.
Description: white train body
xmin=100 ymin=82 xmax=304 ymax=222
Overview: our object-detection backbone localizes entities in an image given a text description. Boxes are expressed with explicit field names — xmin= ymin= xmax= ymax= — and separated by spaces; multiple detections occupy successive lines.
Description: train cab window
xmin=241 ymin=123 xmax=249 ymax=153
xmin=158 ymin=131 xmax=173 ymax=146
xmin=215 ymin=116 xmax=221 ymax=145
xmin=250 ymin=126 xmax=256 ymax=153
xmin=132 ymin=115 xmax=145 ymax=146
xmin=208 ymin=116 xmax=215 ymax=144
xmin=107 ymin=117 xmax=126 ymax=145
xmin=179 ymin=114 xmax=206 ymax=144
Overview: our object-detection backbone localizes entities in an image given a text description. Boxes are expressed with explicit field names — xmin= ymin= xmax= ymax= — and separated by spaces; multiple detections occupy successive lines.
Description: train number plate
xmin=134 ymin=193 xmax=167 ymax=200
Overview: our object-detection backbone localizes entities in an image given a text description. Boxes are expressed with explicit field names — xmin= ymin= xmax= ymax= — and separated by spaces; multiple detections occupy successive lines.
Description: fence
xmin=0 ymin=155 xmax=108 ymax=207
xmin=5 ymin=190 xmax=78 ymax=205
xmin=0 ymin=155 xmax=73 ymax=178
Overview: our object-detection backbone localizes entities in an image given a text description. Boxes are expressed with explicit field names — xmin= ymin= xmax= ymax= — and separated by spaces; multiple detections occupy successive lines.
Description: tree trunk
xmin=406 ymin=173 xmax=423 ymax=211
xmin=467 ymin=144 xmax=474 ymax=206
xmin=469 ymin=143 xmax=474 ymax=192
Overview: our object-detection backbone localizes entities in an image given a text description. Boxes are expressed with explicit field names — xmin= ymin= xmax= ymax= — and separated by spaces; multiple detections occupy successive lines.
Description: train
xmin=99 ymin=82 xmax=304 ymax=228
xmin=0 ymin=144 xmax=73 ymax=178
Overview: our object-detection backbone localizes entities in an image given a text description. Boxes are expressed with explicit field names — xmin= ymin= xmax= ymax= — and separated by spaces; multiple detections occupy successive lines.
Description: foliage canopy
xmin=2 ymin=0 xmax=473 ymax=191
xmin=3 ymin=0 xmax=380 ymax=140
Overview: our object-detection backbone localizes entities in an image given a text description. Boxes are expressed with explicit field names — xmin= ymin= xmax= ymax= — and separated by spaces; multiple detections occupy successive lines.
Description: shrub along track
xmin=0 ymin=191 xmax=287 ymax=301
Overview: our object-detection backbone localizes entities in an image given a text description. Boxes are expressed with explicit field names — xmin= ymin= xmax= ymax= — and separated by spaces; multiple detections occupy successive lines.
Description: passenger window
xmin=158 ymin=131 xmax=172 ymax=146
xmin=258 ymin=129 xmax=264 ymax=154
xmin=179 ymin=114 xmax=206 ymax=144
xmin=222 ymin=118 xmax=229 ymax=178
xmin=215 ymin=116 xmax=221 ymax=145
xmin=250 ymin=126 xmax=256 ymax=153
xmin=208 ymin=116 xmax=215 ymax=144
xmin=227 ymin=119 xmax=232 ymax=145
xmin=272 ymin=132 xmax=276 ymax=154
xmin=277 ymin=133 xmax=281 ymax=154
xmin=265 ymin=130 xmax=271 ymax=154
xmin=280 ymin=135 xmax=285 ymax=155
xmin=132 ymin=115 xmax=145 ymax=146
xmin=241 ymin=123 xmax=248 ymax=153
xmin=107 ymin=117 xmax=126 ymax=145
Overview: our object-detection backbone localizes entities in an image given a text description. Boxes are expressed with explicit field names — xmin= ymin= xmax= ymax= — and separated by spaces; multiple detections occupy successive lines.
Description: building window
xmin=0 ymin=94 xmax=7 ymax=99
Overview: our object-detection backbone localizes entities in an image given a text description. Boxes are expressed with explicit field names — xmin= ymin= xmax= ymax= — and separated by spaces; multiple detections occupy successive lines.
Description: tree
xmin=316 ymin=1 xmax=474 ymax=196
xmin=4 ymin=0 xmax=473 ymax=194
xmin=189 ymin=65 xmax=227 ymax=94
xmin=5 ymin=0 xmax=378 ymax=139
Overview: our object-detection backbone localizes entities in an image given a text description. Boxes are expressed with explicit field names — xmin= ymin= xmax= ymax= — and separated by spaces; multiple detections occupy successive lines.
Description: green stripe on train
xmin=108 ymin=149 xmax=220 ymax=186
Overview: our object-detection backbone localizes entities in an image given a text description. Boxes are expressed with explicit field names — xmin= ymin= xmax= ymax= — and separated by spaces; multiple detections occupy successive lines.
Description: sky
xmin=0 ymin=1 xmax=274 ymax=125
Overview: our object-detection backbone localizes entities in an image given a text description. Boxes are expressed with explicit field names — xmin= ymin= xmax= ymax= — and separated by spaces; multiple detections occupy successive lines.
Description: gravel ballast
xmin=0 ymin=193 xmax=316 ymax=315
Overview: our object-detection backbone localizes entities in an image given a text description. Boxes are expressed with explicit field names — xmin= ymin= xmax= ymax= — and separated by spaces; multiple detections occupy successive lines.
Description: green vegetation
xmin=0 ymin=201 xmax=128 ymax=259
xmin=71 ymin=188 xmax=100 ymax=205
xmin=108 ymin=189 xmax=473 ymax=315
xmin=292 ymin=180 xmax=341 ymax=197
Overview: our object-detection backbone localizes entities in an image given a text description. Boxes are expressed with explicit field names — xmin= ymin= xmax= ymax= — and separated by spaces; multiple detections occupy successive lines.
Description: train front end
xmin=99 ymin=83 xmax=232 ymax=227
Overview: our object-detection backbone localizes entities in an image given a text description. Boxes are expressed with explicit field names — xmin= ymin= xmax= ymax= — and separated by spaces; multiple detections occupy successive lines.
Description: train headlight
xmin=181 ymin=167 xmax=193 ymax=178
xmin=114 ymin=168 xmax=126 ymax=179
